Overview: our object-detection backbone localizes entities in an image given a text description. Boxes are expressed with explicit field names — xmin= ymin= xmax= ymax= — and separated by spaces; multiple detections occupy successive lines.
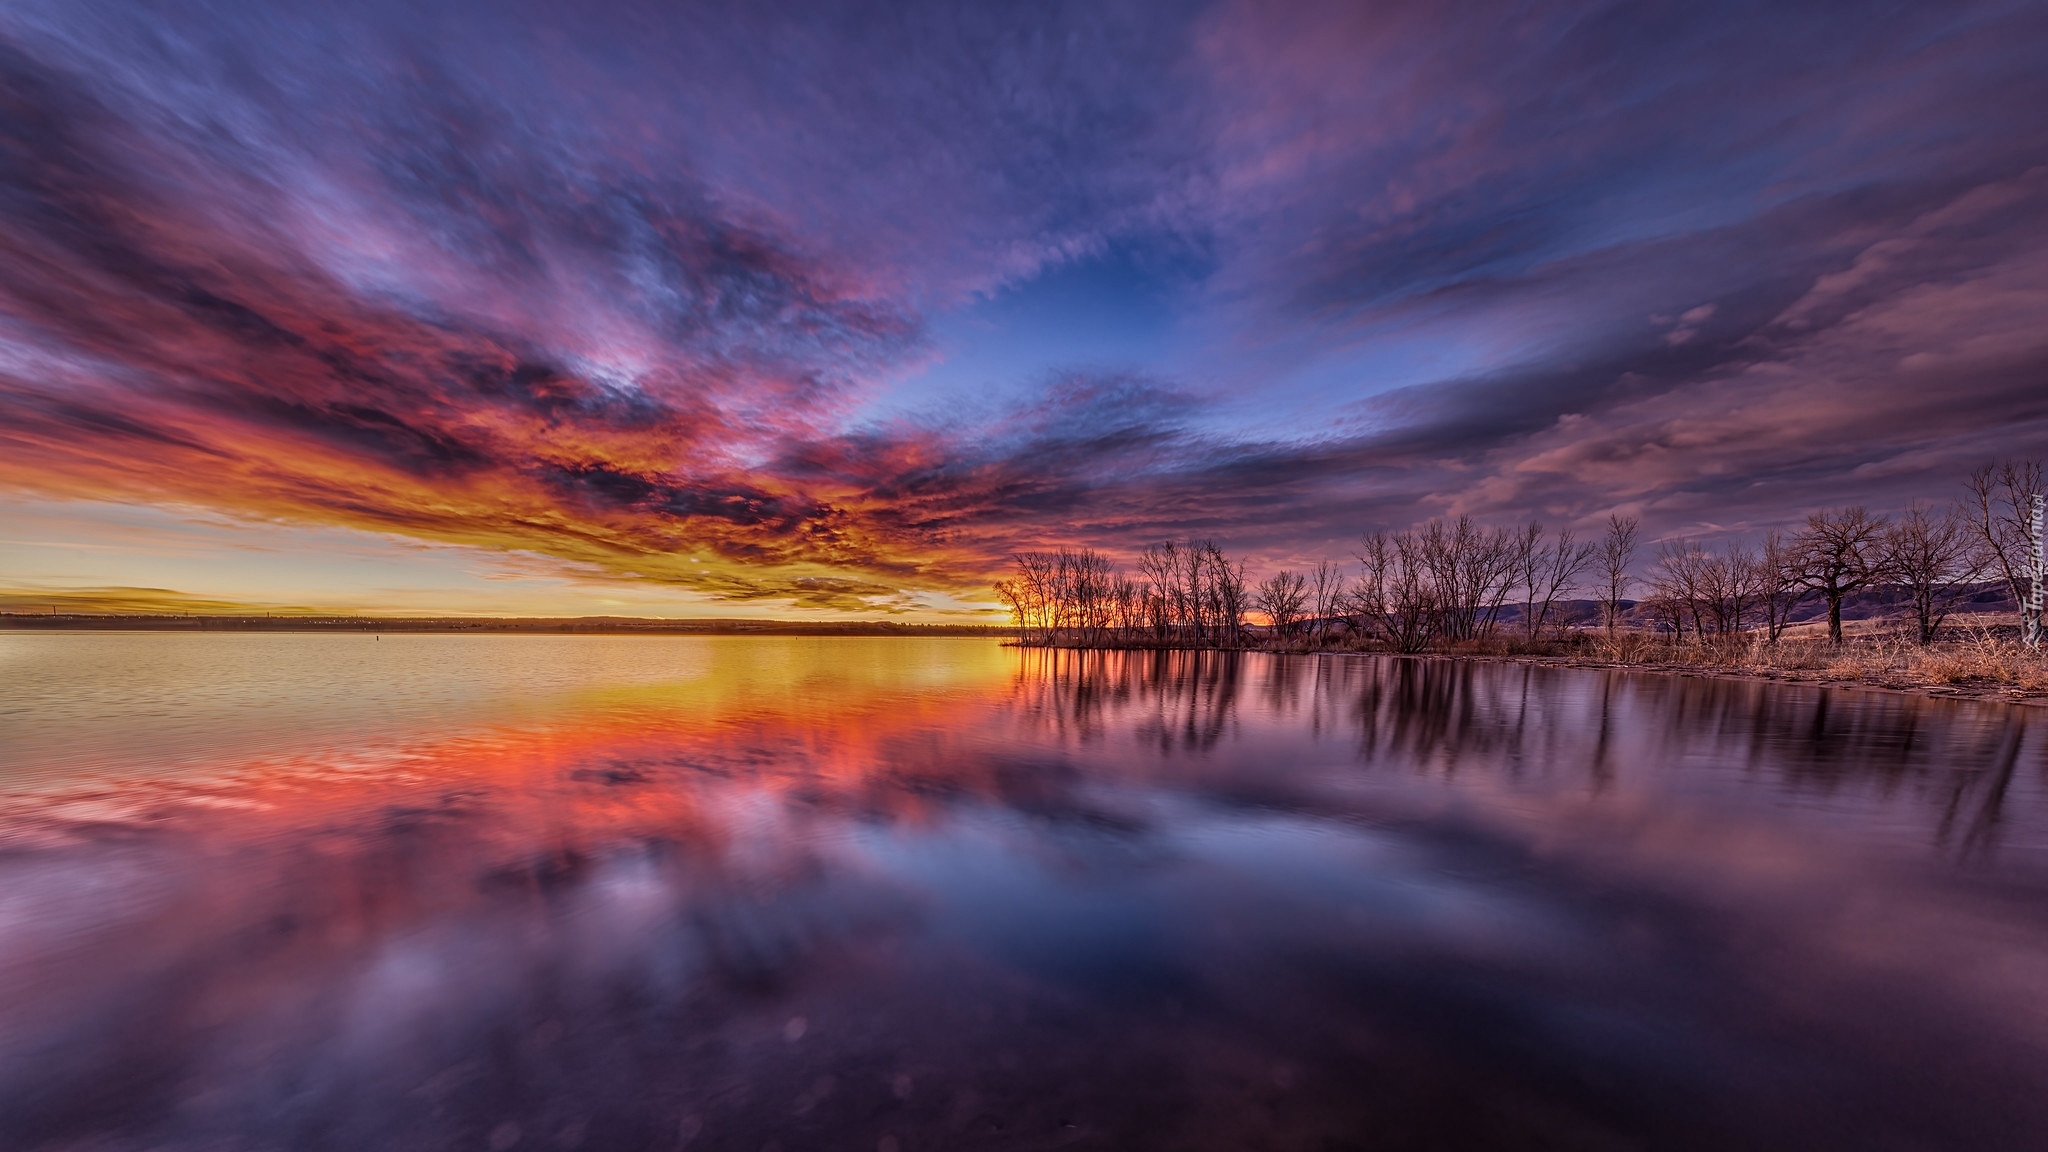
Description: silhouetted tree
xmin=1205 ymin=542 xmax=1251 ymax=647
xmin=1885 ymin=503 xmax=1990 ymax=645
xmin=1353 ymin=530 xmax=1435 ymax=653
xmin=1110 ymin=539 xmax=1253 ymax=648
xmin=999 ymin=552 xmax=1060 ymax=644
xmin=1419 ymin=516 xmax=1516 ymax=642
xmin=1757 ymin=528 xmax=1804 ymax=642
xmin=1255 ymin=570 xmax=1309 ymax=642
xmin=1307 ymin=559 xmax=1342 ymax=645
xmin=1648 ymin=540 xmax=1709 ymax=641
xmin=1791 ymin=507 xmax=1890 ymax=643
xmin=1964 ymin=461 xmax=2045 ymax=647
xmin=1699 ymin=544 xmax=1755 ymax=636
xmin=994 ymin=578 xmax=1026 ymax=640
xmin=1596 ymin=514 xmax=1639 ymax=637
xmin=1514 ymin=524 xmax=1596 ymax=640
xmin=1136 ymin=542 xmax=1185 ymax=644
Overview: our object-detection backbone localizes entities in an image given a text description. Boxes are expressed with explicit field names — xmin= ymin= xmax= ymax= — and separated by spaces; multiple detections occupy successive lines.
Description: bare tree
xmin=1039 ymin=539 xmax=1252 ymax=650
xmin=1963 ymin=461 xmax=2045 ymax=647
xmin=1724 ymin=543 xmax=1763 ymax=635
xmin=1694 ymin=545 xmax=1753 ymax=636
xmin=1790 ymin=507 xmax=1890 ymax=643
xmin=1885 ymin=503 xmax=1991 ymax=645
xmin=1307 ymin=559 xmax=1342 ymax=646
xmin=1204 ymin=542 xmax=1250 ymax=647
xmin=1640 ymin=585 xmax=1688 ymax=638
xmin=1649 ymin=540 xmax=1709 ymax=641
xmin=1056 ymin=548 xmax=1119 ymax=646
xmin=1004 ymin=552 xmax=1060 ymax=644
xmin=993 ymin=578 xmax=1027 ymax=641
xmin=1255 ymin=570 xmax=1310 ymax=643
xmin=1757 ymin=528 xmax=1804 ymax=642
xmin=1419 ymin=516 xmax=1517 ymax=642
xmin=1137 ymin=542 xmax=1184 ymax=644
xmin=1647 ymin=540 xmax=1757 ymax=640
xmin=1183 ymin=541 xmax=1212 ymax=647
xmin=1510 ymin=522 xmax=1545 ymax=640
xmin=997 ymin=549 xmax=1130 ymax=646
xmin=1353 ymin=532 xmax=1393 ymax=647
xmin=1596 ymin=514 xmax=1639 ymax=637
xmin=1516 ymin=525 xmax=1596 ymax=640
xmin=1109 ymin=575 xmax=1148 ymax=643
xmin=1354 ymin=530 xmax=1435 ymax=653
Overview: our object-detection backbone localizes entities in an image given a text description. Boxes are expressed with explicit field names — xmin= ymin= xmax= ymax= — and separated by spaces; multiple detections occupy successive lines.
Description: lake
xmin=2 ymin=633 xmax=2046 ymax=1150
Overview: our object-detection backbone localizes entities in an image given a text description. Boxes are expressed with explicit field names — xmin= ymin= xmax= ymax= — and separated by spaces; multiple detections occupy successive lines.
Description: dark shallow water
xmin=3 ymin=634 xmax=2047 ymax=1151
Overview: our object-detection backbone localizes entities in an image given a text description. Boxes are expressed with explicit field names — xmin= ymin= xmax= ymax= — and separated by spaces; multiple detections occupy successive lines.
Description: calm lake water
xmin=3 ymin=633 xmax=2047 ymax=1151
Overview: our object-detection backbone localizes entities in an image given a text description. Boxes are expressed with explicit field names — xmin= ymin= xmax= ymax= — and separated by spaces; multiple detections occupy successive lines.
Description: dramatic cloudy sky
xmin=2 ymin=0 xmax=2045 ymax=616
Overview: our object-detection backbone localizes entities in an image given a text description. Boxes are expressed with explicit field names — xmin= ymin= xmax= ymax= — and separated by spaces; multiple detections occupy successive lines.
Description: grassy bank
xmin=1548 ymin=631 xmax=2048 ymax=700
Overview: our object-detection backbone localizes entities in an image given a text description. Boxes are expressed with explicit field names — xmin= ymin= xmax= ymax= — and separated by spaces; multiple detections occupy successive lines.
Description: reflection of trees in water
xmin=1014 ymin=650 xmax=2046 ymax=854
xmin=1010 ymin=647 xmax=1244 ymax=752
xmin=1935 ymin=713 xmax=2029 ymax=860
xmin=1385 ymin=662 xmax=2046 ymax=855
xmin=1345 ymin=658 xmax=1534 ymax=778
xmin=1617 ymin=675 xmax=2028 ymax=791
xmin=1345 ymin=660 xmax=2043 ymax=854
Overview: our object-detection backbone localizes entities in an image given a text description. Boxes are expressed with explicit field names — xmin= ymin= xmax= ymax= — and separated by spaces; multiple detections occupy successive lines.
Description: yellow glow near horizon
xmin=0 ymin=497 xmax=1007 ymax=620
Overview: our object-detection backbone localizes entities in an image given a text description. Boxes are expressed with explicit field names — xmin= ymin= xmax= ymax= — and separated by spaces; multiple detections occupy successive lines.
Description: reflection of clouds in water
xmin=2 ymin=642 xmax=2048 ymax=1148
xmin=0 ymin=806 xmax=918 ymax=1149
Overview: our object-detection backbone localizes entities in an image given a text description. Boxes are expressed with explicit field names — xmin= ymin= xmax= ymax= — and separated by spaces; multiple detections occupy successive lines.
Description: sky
xmin=2 ymin=0 xmax=2046 ymax=618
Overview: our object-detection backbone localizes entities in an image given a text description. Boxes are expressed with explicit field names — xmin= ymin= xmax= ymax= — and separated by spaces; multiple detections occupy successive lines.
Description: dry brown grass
xmin=1586 ymin=631 xmax=1666 ymax=663
xmin=1882 ymin=638 xmax=2048 ymax=690
xmin=1578 ymin=627 xmax=2048 ymax=695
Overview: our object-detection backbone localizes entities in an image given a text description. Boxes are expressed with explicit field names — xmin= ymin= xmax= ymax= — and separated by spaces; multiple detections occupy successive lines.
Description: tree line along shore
xmin=994 ymin=462 xmax=2048 ymax=694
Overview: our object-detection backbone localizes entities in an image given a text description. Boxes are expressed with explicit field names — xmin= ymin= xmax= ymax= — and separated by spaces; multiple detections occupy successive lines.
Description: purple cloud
xmin=1 ymin=0 xmax=2044 ymax=604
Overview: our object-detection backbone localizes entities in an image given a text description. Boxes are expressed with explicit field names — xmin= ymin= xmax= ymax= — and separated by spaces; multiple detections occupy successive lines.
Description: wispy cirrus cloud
xmin=0 ymin=31 xmax=944 ymax=608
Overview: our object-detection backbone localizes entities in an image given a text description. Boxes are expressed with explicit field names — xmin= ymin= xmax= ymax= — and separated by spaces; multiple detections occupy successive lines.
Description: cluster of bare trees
xmin=1136 ymin=540 xmax=1253 ymax=647
xmin=995 ymin=540 xmax=1251 ymax=648
xmin=993 ymin=548 xmax=1139 ymax=647
xmin=1349 ymin=518 xmax=1597 ymax=652
xmin=1253 ymin=561 xmax=1344 ymax=646
xmin=997 ymin=460 xmax=2046 ymax=652
xmin=1000 ymin=519 xmax=1609 ymax=652
xmin=1639 ymin=532 xmax=1798 ymax=644
xmin=1644 ymin=463 xmax=2044 ymax=646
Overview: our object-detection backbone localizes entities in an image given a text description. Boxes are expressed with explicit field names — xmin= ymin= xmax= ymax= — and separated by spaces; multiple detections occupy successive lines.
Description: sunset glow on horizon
xmin=4 ymin=0 xmax=2046 ymax=618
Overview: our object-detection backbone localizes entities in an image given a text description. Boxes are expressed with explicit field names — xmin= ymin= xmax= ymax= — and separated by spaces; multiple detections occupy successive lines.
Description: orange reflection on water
xmin=3 ymin=636 xmax=1037 ymax=854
